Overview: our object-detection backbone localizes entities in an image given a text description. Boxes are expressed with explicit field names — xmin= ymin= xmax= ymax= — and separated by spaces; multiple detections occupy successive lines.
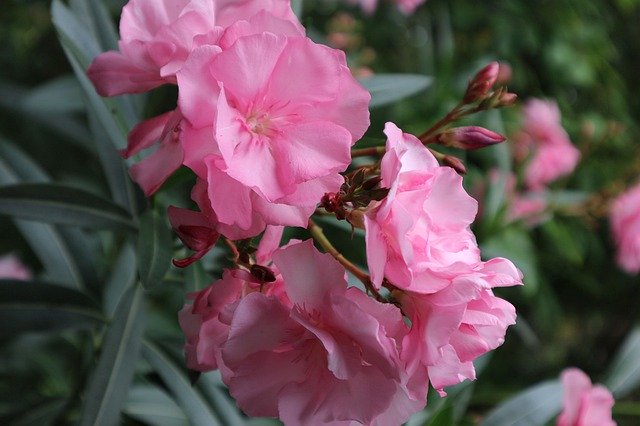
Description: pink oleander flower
xmin=0 ymin=254 xmax=31 ymax=280
xmin=221 ymin=240 xmax=425 ymax=425
xmin=177 ymin=33 xmax=369 ymax=235
xmin=610 ymin=182 xmax=640 ymax=275
xmin=516 ymin=99 xmax=581 ymax=190
xmin=557 ymin=368 xmax=616 ymax=426
xmin=398 ymin=260 xmax=519 ymax=394
xmin=87 ymin=0 xmax=302 ymax=96
xmin=88 ymin=1 xmax=304 ymax=195
xmin=482 ymin=170 xmax=548 ymax=226
xmin=364 ymin=123 xmax=522 ymax=393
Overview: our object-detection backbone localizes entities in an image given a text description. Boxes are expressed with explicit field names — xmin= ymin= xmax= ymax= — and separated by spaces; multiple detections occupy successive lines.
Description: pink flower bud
xmin=442 ymin=155 xmax=467 ymax=175
xmin=497 ymin=91 xmax=518 ymax=107
xmin=440 ymin=126 xmax=506 ymax=150
xmin=464 ymin=62 xmax=499 ymax=103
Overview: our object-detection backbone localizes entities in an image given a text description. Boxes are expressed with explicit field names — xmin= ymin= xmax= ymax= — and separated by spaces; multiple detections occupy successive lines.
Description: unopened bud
xmin=442 ymin=155 xmax=467 ymax=175
xmin=463 ymin=62 xmax=499 ymax=103
xmin=496 ymin=62 xmax=512 ymax=85
xmin=250 ymin=264 xmax=277 ymax=283
xmin=439 ymin=126 xmax=506 ymax=150
xmin=497 ymin=92 xmax=517 ymax=107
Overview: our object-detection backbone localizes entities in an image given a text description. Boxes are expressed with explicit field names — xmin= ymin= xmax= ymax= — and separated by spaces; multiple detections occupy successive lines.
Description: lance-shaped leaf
xmin=197 ymin=371 xmax=245 ymax=426
xmin=359 ymin=74 xmax=433 ymax=108
xmin=0 ymin=183 xmax=137 ymax=232
xmin=137 ymin=209 xmax=173 ymax=290
xmin=605 ymin=326 xmax=640 ymax=398
xmin=142 ymin=341 xmax=222 ymax=426
xmin=79 ymin=285 xmax=146 ymax=426
xmin=0 ymin=280 xmax=104 ymax=336
xmin=479 ymin=380 xmax=563 ymax=426
xmin=124 ymin=385 xmax=189 ymax=426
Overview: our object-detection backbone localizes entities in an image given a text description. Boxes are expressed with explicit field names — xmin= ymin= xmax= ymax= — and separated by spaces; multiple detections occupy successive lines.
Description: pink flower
xmin=0 ymin=254 xmax=31 ymax=280
xmin=517 ymin=99 xmax=581 ymax=190
xmin=168 ymin=204 xmax=220 ymax=267
xmin=364 ymin=123 xmax=522 ymax=393
xmin=221 ymin=240 xmax=425 ymax=425
xmin=177 ymin=33 xmax=369 ymax=235
xmin=557 ymin=368 xmax=616 ymax=426
xmin=87 ymin=0 xmax=302 ymax=96
xmin=610 ymin=182 xmax=640 ymax=275
xmin=348 ymin=0 xmax=426 ymax=14
xmin=398 ymin=259 xmax=519 ymax=394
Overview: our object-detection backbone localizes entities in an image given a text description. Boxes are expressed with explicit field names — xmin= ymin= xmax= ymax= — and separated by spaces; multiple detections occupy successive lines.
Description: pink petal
xmin=87 ymin=51 xmax=165 ymax=96
xmin=129 ymin=135 xmax=183 ymax=196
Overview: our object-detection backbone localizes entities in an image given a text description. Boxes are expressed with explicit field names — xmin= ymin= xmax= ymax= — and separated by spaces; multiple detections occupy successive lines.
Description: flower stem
xmin=351 ymin=146 xmax=386 ymax=158
xmin=308 ymin=219 xmax=384 ymax=302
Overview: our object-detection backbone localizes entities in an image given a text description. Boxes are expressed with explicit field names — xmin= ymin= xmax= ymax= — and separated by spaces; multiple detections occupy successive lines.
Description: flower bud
xmin=464 ymin=62 xmax=499 ymax=103
xmin=439 ymin=126 xmax=506 ymax=150
xmin=442 ymin=155 xmax=467 ymax=175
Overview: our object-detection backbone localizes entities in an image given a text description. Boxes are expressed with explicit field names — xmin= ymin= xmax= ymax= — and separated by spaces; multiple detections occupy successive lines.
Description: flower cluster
xmin=89 ymin=1 xmax=522 ymax=424
xmin=609 ymin=181 xmax=640 ymax=275
xmin=89 ymin=0 xmax=370 ymax=246
xmin=0 ymin=254 xmax=31 ymax=280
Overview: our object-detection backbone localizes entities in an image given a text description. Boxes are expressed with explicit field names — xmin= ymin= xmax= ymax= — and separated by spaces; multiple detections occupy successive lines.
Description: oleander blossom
xmin=516 ymin=99 xmax=581 ymax=190
xmin=177 ymin=32 xmax=369 ymax=235
xmin=348 ymin=0 xmax=427 ymax=14
xmin=0 ymin=254 xmax=31 ymax=280
xmin=365 ymin=122 xmax=522 ymax=393
xmin=609 ymin=181 xmax=640 ymax=275
xmin=557 ymin=368 xmax=616 ymax=426
xmin=181 ymin=240 xmax=426 ymax=424
xmin=87 ymin=0 xmax=302 ymax=96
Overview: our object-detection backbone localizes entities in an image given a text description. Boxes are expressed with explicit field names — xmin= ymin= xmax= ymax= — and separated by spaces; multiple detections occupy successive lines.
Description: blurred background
xmin=1 ymin=0 xmax=639 ymax=424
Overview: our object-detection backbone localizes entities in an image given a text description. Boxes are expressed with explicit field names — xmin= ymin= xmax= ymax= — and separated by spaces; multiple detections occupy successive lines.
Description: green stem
xmin=308 ymin=219 xmax=384 ymax=302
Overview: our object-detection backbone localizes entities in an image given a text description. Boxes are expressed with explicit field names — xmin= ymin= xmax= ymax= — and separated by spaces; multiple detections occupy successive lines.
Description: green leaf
xmin=51 ymin=0 xmax=137 ymax=151
xmin=80 ymin=285 xmax=146 ymax=426
xmin=0 ymin=183 xmax=137 ymax=232
xmin=479 ymin=380 xmax=562 ymax=426
xmin=358 ymin=74 xmax=433 ymax=109
xmin=104 ymin=243 xmax=137 ymax=317
xmin=605 ymin=326 xmax=640 ymax=398
xmin=124 ymin=385 xmax=189 ymax=426
xmin=0 ymin=141 xmax=87 ymax=289
xmin=0 ymin=280 xmax=104 ymax=336
xmin=8 ymin=397 xmax=67 ymax=426
xmin=142 ymin=341 xmax=222 ymax=426
xmin=426 ymin=404 xmax=454 ymax=426
xmin=137 ymin=209 xmax=173 ymax=289
xmin=197 ymin=371 xmax=245 ymax=426
xmin=21 ymin=75 xmax=84 ymax=114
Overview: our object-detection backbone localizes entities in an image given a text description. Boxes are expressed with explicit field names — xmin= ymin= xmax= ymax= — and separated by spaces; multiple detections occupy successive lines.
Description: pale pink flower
xmin=398 ymin=260 xmax=519 ymax=394
xmin=364 ymin=123 xmax=522 ymax=393
xmin=87 ymin=0 xmax=302 ymax=96
xmin=557 ymin=368 xmax=616 ymax=426
xmin=610 ymin=182 xmax=640 ymax=275
xmin=0 ymin=254 xmax=31 ymax=280
xmin=517 ymin=99 xmax=581 ymax=190
xmin=177 ymin=33 xmax=369 ymax=234
xmin=221 ymin=240 xmax=425 ymax=425
xmin=365 ymin=123 xmax=520 ymax=293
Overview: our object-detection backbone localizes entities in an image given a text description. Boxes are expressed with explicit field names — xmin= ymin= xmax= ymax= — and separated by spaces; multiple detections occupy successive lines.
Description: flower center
xmin=246 ymin=111 xmax=273 ymax=136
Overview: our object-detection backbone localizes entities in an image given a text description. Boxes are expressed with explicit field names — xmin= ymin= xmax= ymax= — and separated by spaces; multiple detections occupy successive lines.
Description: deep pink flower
xmin=610 ymin=182 xmax=640 ymax=275
xmin=221 ymin=240 xmax=425 ymax=425
xmin=557 ymin=368 xmax=616 ymax=426
xmin=517 ymin=99 xmax=581 ymax=190
xmin=87 ymin=0 xmax=302 ymax=96
xmin=177 ymin=33 xmax=369 ymax=234
xmin=0 ymin=254 xmax=31 ymax=280
xmin=168 ymin=204 xmax=220 ymax=267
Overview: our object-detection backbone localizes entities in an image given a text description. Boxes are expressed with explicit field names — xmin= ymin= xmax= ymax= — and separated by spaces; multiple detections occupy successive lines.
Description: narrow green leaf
xmin=426 ymin=404 xmax=454 ymax=426
xmin=80 ymin=285 xmax=146 ymax=426
xmin=0 ymin=142 xmax=86 ymax=289
xmin=124 ymin=385 xmax=189 ymax=426
xmin=605 ymin=326 xmax=640 ymax=398
xmin=8 ymin=397 xmax=67 ymax=426
xmin=479 ymin=380 xmax=563 ymax=426
xmin=0 ymin=183 xmax=137 ymax=232
xmin=197 ymin=371 xmax=245 ymax=426
xmin=0 ymin=280 xmax=104 ymax=336
xmin=21 ymin=75 xmax=84 ymax=114
xmin=104 ymin=244 xmax=137 ymax=317
xmin=358 ymin=74 xmax=433 ymax=108
xmin=137 ymin=209 xmax=173 ymax=289
xmin=142 ymin=341 xmax=222 ymax=426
